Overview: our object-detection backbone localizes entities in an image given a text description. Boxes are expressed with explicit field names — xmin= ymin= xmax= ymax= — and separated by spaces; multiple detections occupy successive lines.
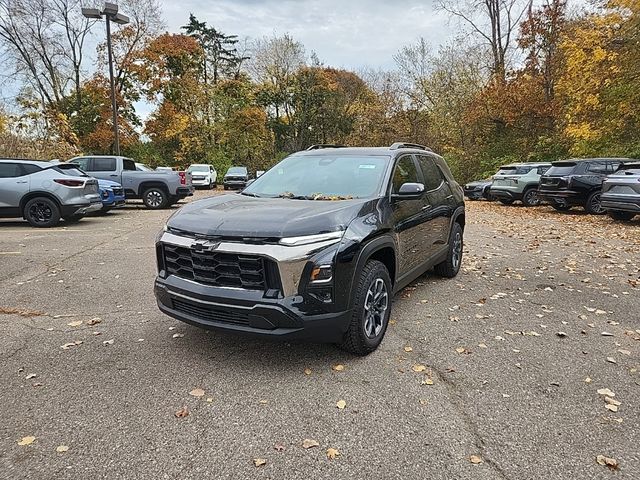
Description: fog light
xmin=309 ymin=288 xmax=332 ymax=303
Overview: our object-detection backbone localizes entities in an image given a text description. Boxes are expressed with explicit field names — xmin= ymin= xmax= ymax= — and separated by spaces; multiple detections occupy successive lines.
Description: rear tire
xmin=609 ymin=210 xmax=636 ymax=221
xmin=142 ymin=187 xmax=169 ymax=209
xmin=23 ymin=197 xmax=61 ymax=228
xmin=434 ymin=222 xmax=463 ymax=278
xmin=585 ymin=191 xmax=605 ymax=215
xmin=499 ymin=198 xmax=514 ymax=205
xmin=522 ymin=188 xmax=541 ymax=207
xmin=340 ymin=260 xmax=392 ymax=356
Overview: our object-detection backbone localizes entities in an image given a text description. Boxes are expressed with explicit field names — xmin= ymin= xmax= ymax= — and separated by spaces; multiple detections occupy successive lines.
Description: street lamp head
xmin=102 ymin=2 xmax=119 ymax=16
xmin=113 ymin=12 xmax=130 ymax=25
xmin=81 ymin=7 xmax=102 ymax=19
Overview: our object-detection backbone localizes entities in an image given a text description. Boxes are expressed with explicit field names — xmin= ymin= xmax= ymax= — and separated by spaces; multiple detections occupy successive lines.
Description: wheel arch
xmin=347 ymin=236 xmax=397 ymax=310
xmin=138 ymin=181 xmax=169 ymax=196
xmin=19 ymin=191 xmax=62 ymax=215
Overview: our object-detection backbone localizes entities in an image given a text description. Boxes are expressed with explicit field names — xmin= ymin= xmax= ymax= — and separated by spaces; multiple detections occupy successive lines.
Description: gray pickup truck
xmin=69 ymin=156 xmax=194 ymax=209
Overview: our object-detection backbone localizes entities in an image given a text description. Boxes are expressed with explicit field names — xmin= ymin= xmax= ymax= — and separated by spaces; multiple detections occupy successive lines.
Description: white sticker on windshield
xmin=359 ymin=164 xmax=376 ymax=169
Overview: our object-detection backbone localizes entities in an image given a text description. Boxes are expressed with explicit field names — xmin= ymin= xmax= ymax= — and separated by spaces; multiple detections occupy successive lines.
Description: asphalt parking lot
xmin=1 ymin=191 xmax=639 ymax=479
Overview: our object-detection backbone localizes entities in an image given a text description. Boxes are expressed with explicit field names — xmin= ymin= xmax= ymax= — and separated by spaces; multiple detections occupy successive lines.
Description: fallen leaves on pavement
xmin=326 ymin=448 xmax=340 ymax=459
xmin=189 ymin=388 xmax=205 ymax=398
xmin=17 ymin=436 xmax=36 ymax=446
xmin=174 ymin=406 xmax=189 ymax=418
xmin=302 ymin=439 xmax=319 ymax=449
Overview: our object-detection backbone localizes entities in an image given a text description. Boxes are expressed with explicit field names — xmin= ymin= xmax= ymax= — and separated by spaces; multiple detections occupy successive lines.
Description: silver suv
xmin=0 ymin=159 xmax=102 ymax=227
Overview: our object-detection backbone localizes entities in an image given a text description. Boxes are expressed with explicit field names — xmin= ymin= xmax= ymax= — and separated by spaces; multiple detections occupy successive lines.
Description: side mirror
xmin=393 ymin=182 xmax=424 ymax=199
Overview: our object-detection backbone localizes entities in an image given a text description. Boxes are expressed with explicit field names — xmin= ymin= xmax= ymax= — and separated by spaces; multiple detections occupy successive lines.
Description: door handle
xmin=16 ymin=180 xmax=28 ymax=184
xmin=445 ymin=195 xmax=453 ymax=199
xmin=422 ymin=205 xmax=432 ymax=211
xmin=109 ymin=174 xmax=118 ymax=177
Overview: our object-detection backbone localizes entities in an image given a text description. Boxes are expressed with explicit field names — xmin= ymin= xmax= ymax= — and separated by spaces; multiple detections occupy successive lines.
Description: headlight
xmin=279 ymin=231 xmax=343 ymax=246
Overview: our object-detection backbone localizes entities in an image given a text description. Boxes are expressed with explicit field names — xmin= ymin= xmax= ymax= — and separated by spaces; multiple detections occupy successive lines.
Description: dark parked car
xmin=463 ymin=178 xmax=493 ymax=200
xmin=223 ymin=166 xmax=249 ymax=190
xmin=154 ymin=143 xmax=465 ymax=355
xmin=601 ymin=162 xmax=640 ymax=220
xmin=538 ymin=158 xmax=638 ymax=214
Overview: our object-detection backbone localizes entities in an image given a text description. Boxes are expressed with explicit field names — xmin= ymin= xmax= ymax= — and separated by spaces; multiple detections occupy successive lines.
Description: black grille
xmin=112 ymin=187 xmax=124 ymax=196
xmin=163 ymin=244 xmax=267 ymax=290
xmin=172 ymin=298 xmax=250 ymax=325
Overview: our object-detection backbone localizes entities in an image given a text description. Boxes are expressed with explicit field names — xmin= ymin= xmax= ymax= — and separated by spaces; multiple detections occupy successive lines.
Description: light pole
xmin=82 ymin=2 xmax=129 ymax=156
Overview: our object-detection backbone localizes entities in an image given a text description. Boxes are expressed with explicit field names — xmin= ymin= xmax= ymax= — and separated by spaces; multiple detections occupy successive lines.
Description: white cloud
xmin=160 ymin=0 xmax=452 ymax=70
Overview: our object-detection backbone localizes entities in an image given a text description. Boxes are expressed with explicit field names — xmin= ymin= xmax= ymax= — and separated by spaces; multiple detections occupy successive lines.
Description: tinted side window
xmin=20 ymin=164 xmax=42 ymax=175
xmin=0 ymin=163 xmax=22 ymax=178
xmin=537 ymin=166 xmax=550 ymax=175
xmin=607 ymin=162 xmax=619 ymax=173
xmin=587 ymin=162 xmax=608 ymax=174
xmin=123 ymin=158 xmax=136 ymax=171
xmin=392 ymin=156 xmax=419 ymax=193
xmin=417 ymin=155 xmax=445 ymax=191
xmin=93 ymin=157 xmax=117 ymax=171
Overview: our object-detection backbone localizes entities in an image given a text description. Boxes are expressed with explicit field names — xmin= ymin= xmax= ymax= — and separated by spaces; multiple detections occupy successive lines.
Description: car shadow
xmin=173 ymin=326 xmax=360 ymax=370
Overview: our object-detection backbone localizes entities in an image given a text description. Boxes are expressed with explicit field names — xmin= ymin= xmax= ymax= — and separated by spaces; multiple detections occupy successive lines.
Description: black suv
xmin=154 ymin=143 xmax=465 ymax=354
xmin=538 ymin=158 xmax=638 ymax=214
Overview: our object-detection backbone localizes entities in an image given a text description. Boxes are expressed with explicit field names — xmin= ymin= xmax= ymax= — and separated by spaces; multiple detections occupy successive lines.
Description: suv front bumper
xmin=154 ymin=275 xmax=351 ymax=342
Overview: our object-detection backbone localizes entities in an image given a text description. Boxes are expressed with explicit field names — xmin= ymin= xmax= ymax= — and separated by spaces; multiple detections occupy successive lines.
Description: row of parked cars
xmin=464 ymin=157 xmax=640 ymax=220
xmin=0 ymin=155 xmax=252 ymax=228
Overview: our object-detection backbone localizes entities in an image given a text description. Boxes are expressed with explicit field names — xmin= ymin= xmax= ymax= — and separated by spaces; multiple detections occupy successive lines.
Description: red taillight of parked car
xmin=178 ymin=171 xmax=186 ymax=185
xmin=54 ymin=179 xmax=85 ymax=187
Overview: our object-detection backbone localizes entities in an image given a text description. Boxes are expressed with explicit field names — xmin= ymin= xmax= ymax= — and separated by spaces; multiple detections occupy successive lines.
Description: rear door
xmin=0 ymin=162 xmax=32 ymax=210
xmin=85 ymin=157 xmax=120 ymax=182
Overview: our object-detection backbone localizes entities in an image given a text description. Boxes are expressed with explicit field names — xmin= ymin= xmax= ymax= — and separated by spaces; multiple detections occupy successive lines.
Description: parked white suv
xmin=0 ymin=159 xmax=102 ymax=227
xmin=187 ymin=164 xmax=217 ymax=189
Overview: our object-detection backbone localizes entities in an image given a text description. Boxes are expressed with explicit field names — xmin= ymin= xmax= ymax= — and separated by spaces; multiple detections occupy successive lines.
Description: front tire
xmin=340 ymin=260 xmax=392 ymax=356
xmin=434 ymin=222 xmax=463 ymax=278
xmin=609 ymin=210 xmax=636 ymax=221
xmin=585 ymin=191 xmax=605 ymax=214
xmin=142 ymin=187 xmax=169 ymax=209
xmin=23 ymin=197 xmax=61 ymax=228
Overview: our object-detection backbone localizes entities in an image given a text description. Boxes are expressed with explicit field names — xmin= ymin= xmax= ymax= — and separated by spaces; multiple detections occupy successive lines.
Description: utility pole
xmin=82 ymin=3 xmax=129 ymax=156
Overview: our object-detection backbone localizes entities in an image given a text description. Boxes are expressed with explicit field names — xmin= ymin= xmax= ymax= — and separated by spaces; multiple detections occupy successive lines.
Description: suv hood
xmin=167 ymin=194 xmax=371 ymax=238
xmin=97 ymin=179 xmax=122 ymax=189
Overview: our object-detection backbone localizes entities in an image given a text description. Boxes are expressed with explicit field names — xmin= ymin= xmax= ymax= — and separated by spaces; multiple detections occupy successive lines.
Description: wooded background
xmin=1 ymin=0 xmax=638 ymax=182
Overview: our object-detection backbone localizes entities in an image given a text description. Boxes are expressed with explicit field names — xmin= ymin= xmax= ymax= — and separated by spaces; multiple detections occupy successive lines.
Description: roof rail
xmin=305 ymin=144 xmax=347 ymax=150
xmin=389 ymin=142 xmax=432 ymax=152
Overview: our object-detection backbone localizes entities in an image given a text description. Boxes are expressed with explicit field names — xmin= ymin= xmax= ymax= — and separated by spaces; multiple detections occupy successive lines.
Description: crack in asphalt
xmin=391 ymin=322 xmax=511 ymax=480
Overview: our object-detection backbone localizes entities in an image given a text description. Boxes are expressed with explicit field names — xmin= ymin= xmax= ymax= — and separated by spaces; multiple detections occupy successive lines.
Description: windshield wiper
xmin=241 ymin=192 xmax=262 ymax=198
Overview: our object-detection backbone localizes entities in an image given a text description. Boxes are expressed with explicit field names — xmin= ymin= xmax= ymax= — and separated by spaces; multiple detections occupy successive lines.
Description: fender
xmin=344 ymin=234 xmax=397 ymax=311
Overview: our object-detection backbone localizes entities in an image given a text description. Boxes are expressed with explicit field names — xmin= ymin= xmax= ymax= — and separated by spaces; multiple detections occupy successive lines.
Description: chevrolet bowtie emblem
xmin=192 ymin=240 xmax=219 ymax=252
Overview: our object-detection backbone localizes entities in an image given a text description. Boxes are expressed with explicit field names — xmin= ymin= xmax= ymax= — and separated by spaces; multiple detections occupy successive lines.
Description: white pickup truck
xmin=70 ymin=156 xmax=194 ymax=209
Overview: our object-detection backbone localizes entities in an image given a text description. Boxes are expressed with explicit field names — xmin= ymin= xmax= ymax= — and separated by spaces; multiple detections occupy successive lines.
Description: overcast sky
xmin=161 ymin=0 xmax=453 ymax=70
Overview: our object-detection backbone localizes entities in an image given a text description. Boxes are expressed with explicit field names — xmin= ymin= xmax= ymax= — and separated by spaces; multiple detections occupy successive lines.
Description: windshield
xmin=188 ymin=165 xmax=210 ymax=172
xmin=53 ymin=165 xmax=88 ymax=177
xmin=242 ymin=154 xmax=389 ymax=200
xmin=226 ymin=167 xmax=246 ymax=175
xmin=546 ymin=163 xmax=577 ymax=176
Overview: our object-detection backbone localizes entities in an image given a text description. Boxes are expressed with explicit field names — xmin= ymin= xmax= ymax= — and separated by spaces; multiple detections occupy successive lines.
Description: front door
xmin=417 ymin=155 xmax=454 ymax=249
xmin=390 ymin=155 xmax=425 ymax=277
xmin=0 ymin=162 xmax=31 ymax=214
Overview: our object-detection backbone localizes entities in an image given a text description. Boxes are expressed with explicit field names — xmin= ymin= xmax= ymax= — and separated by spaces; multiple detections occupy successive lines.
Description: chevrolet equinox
xmin=154 ymin=143 xmax=465 ymax=354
